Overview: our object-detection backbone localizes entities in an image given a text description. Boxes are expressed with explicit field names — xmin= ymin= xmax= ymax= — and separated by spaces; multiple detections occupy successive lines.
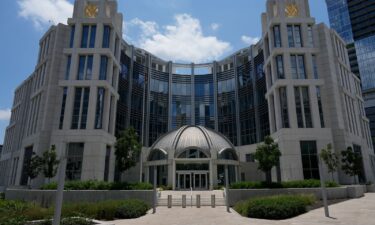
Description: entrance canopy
xmin=146 ymin=125 xmax=239 ymax=190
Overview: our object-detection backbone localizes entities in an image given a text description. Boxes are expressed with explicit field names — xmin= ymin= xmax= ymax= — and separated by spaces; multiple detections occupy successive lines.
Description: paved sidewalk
xmin=112 ymin=193 xmax=375 ymax=225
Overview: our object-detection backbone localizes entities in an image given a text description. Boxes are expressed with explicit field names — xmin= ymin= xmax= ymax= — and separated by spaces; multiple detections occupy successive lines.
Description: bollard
xmin=211 ymin=194 xmax=215 ymax=208
xmin=182 ymin=195 xmax=186 ymax=208
xmin=168 ymin=195 xmax=172 ymax=208
xmin=196 ymin=195 xmax=201 ymax=208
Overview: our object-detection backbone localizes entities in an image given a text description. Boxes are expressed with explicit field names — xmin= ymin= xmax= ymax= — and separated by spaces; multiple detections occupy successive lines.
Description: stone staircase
xmin=157 ymin=190 xmax=226 ymax=207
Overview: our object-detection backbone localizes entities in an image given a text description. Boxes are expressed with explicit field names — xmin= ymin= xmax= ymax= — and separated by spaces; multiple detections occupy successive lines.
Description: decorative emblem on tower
xmin=285 ymin=3 xmax=299 ymax=17
xmin=85 ymin=3 xmax=98 ymax=18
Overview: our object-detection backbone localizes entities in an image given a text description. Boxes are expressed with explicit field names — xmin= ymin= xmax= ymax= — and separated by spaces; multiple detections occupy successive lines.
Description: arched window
xmin=218 ymin=149 xmax=238 ymax=160
xmin=178 ymin=149 xmax=208 ymax=159
xmin=148 ymin=149 xmax=167 ymax=161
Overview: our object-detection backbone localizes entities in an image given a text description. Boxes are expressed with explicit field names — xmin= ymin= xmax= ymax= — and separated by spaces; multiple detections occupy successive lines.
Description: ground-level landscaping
xmin=0 ymin=198 xmax=150 ymax=225
xmin=230 ymin=179 xmax=339 ymax=189
xmin=40 ymin=180 xmax=153 ymax=190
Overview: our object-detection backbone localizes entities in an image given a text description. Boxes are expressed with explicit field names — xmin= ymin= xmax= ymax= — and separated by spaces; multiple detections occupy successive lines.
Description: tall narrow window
xmin=65 ymin=56 xmax=71 ymax=80
xmin=295 ymin=87 xmax=313 ymax=128
xmin=81 ymin=25 xmax=89 ymax=48
xmin=312 ymin=55 xmax=318 ymax=79
xmin=103 ymin=25 xmax=111 ymax=48
xmin=80 ymin=88 xmax=90 ymax=129
xmin=308 ymin=25 xmax=314 ymax=47
xmin=287 ymin=25 xmax=302 ymax=47
xmin=81 ymin=25 xmax=96 ymax=48
xmin=95 ymin=88 xmax=105 ymax=129
xmin=99 ymin=56 xmax=108 ymax=80
xmin=59 ymin=87 xmax=68 ymax=129
xmin=273 ymin=25 xmax=282 ymax=48
xmin=69 ymin=25 xmax=75 ymax=48
xmin=295 ymin=87 xmax=304 ymax=128
xmin=104 ymin=146 xmax=111 ymax=181
xmin=66 ymin=143 xmax=84 ymax=181
xmin=279 ymin=87 xmax=289 ymax=128
xmin=316 ymin=87 xmax=325 ymax=128
xmin=71 ymin=88 xmax=90 ymax=130
xmin=276 ymin=55 xmax=285 ymax=79
xmin=300 ymin=141 xmax=320 ymax=179
xmin=89 ymin=25 xmax=96 ymax=48
xmin=77 ymin=55 xmax=93 ymax=80
xmin=290 ymin=55 xmax=306 ymax=79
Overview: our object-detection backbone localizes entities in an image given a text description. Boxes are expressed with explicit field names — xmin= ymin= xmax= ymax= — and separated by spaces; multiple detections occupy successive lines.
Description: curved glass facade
xmin=116 ymin=45 xmax=269 ymax=147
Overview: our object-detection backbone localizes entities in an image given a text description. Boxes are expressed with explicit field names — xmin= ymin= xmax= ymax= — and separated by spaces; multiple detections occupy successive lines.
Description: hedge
xmin=0 ymin=198 xmax=150 ymax=225
xmin=234 ymin=194 xmax=316 ymax=220
xmin=40 ymin=180 xmax=153 ymax=190
xmin=230 ymin=179 xmax=339 ymax=189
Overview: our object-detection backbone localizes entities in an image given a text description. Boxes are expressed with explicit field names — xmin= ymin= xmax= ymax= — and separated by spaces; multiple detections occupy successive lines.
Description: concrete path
xmin=111 ymin=193 xmax=375 ymax=225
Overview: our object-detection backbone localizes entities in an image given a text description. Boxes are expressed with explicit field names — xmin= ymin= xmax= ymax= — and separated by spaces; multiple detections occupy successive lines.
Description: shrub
xmin=230 ymin=179 xmax=339 ymax=189
xmin=0 ymin=192 xmax=4 ymax=200
xmin=234 ymin=194 xmax=316 ymax=220
xmin=40 ymin=180 xmax=153 ymax=190
xmin=115 ymin=199 xmax=150 ymax=219
xmin=61 ymin=217 xmax=92 ymax=225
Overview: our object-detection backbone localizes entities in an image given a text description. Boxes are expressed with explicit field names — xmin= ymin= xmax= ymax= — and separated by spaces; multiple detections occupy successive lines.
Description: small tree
xmin=115 ymin=127 xmax=142 ymax=175
xmin=42 ymin=145 xmax=60 ymax=183
xmin=319 ymin=144 xmax=339 ymax=181
xmin=341 ymin=147 xmax=362 ymax=184
xmin=253 ymin=136 xmax=281 ymax=183
xmin=27 ymin=153 xmax=43 ymax=187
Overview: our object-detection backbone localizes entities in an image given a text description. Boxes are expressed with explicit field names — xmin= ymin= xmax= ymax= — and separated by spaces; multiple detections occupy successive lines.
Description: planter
xmin=366 ymin=184 xmax=375 ymax=193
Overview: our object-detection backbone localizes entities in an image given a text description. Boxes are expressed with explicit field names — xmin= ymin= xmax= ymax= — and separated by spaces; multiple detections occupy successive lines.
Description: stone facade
xmin=0 ymin=0 xmax=374 ymax=191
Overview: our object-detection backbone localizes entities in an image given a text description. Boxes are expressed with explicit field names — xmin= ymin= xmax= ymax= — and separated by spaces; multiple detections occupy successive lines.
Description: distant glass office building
xmin=326 ymin=0 xmax=375 ymax=147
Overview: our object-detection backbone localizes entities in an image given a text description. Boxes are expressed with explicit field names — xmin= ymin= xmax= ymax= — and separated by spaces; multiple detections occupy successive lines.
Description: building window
xmin=20 ymin=146 xmax=33 ymax=186
xmin=59 ymin=87 xmax=68 ymax=129
xmin=290 ymin=55 xmax=306 ymax=79
xmin=307 ymin=25 xmax=314 ymax=47
xmin=81 ymin=25 xmax=96 ymax=48
xmin=273 ymin=25 xmax=282 ymax=48
xmin=95 ymin=88 xmax=105 ymax=129
xmin=66 ymin=143 xmax=84 ymax=181
xmin=287 ymin=25 xmax=303 ymax=47
xmin=312 ymin=55 xmax=318 ymax=79
xmin=103 ymin=25 xmax=111 ymax=48
xmin=316 ymin=87 xmax=324 ymax=128
xmin=300 ymin=141 xmax=320 ymax=180
xmin=245 ymin=154 xmax=255 ymax=162
xmin=104 ymin=146 xmax=111 ymax=181
xmin=65 ymin=56 xmax=71 ymax=80
xmin=99 ymin=56 xmax=108 ymax=80
xmin=71 ymin=88 xmax=90 ymax=130
xmin=353 ymin=145 xmax=366 ymax=183
xmin=279 ymin=87 xmax=289 ymax=128
xmin=276 ymin=55 xmax=285 ymax=79
xmin=295 ymin=87 xmax=313 ymax=128
xmin=69 ymin=25 xmax=75 ymax=48
xmin=77 ymin=55 xmax=93 ymax=80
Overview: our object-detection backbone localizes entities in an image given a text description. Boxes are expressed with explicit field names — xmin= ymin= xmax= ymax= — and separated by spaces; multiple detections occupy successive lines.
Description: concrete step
xmin=157 ymin=197 xmax=226 ymax=207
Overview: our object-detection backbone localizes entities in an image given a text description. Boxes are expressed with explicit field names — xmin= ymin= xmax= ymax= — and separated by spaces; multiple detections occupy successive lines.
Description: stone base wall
xmin=5 ymin=189 xmax=154 ymax=207
xmin=228 ymin=185 xmax=365 ymax=206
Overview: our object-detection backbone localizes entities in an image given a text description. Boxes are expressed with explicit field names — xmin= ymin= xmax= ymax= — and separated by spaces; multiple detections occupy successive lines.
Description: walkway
xmin=112 ymin=193 xmax=375 ymax=225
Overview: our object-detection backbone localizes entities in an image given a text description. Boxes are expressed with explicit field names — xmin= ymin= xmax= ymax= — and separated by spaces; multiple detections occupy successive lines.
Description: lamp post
xmin=318 ymin=157 xmax=330 ymax=217
xmin=53 ymin=143 xmax=68 ymax=225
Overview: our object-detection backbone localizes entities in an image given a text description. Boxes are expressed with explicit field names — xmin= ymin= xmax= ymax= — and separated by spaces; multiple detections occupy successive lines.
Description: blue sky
xmin=0 ymin=0 xmax=329 ymax=144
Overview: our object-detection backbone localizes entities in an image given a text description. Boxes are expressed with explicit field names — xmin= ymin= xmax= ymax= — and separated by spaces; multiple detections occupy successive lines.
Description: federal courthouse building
xmin=1 ymin=0 xmax=375 ymax=191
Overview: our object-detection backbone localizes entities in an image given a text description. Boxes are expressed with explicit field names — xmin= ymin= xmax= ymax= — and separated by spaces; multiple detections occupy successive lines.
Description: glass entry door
xmin=177 ymin=171 xmax=208 ymax=190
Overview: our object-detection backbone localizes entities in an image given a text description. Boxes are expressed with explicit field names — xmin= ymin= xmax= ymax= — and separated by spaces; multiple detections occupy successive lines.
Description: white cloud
xmin=126 ymin=14 xmax=232 ymax=63
xmin=211 ymin=23 xmax=220 ymax=31
xmin=18 ymin=0 xmax=73 ymax=29
xmin=0 ymin=109 xmax=11 ymax=121
xmin=241 ymin=35 xmax=260 ymax=45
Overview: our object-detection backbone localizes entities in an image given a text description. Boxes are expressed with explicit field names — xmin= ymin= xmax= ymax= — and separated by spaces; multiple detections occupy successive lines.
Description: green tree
xmin=253 ymin=136 xmax=281 ymax=183
xmin=319 ymin=144 xmax=339 ymax=181
xmin=27 ymin=153 xmax=43 ymax=186
xmin=341 ymin=147 xmax=362 ymax=184
xmin=115 ymin=127 xmax=142 ymax=174
xmin=42 ymin=145 xmax=60 ymax=183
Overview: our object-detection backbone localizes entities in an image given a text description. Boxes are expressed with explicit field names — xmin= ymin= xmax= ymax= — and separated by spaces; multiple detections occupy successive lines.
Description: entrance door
xmin=193 ymin=173 xmax=208 ymax=189
xmin=178 ymin=173 xmax=191 ymax=189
